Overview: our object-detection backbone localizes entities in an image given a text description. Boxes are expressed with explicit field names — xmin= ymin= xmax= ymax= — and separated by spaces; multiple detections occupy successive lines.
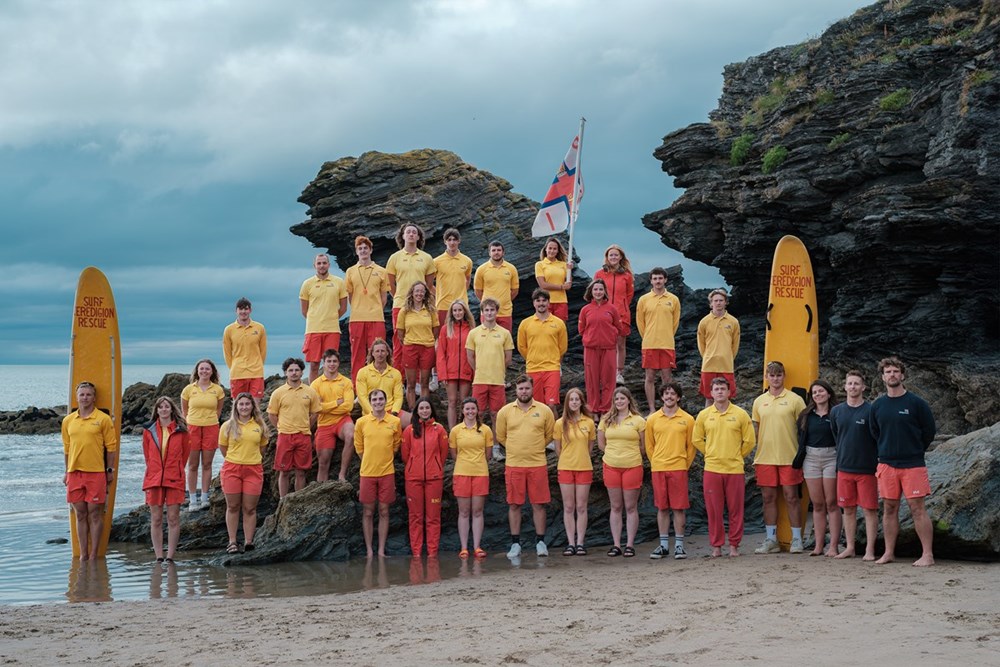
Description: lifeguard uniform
xmin=299 ymin=274 xmax=347 ymax=363
xmin=355 ymin=363 xmax=405 ymax=416
xmin=219 ymin=419 xmax=269 ymax=495
xmin=645 ymin=408 xmax=695 ymax=510
xmin=62 ymin=408 xmax=118 ymax=504
xmin=223 ymin=318 xmax=267 ymax=399
xmin=495 ymin=399 xmax=555 ymax=505
xmin=554 ymin=416 xmax=595 ymax=485
xmin=697 ymin=311 xmax=740 ymax=398
xmin=693 ymin=403 xmax=755 ymax=548
xmin=578 ymin=300 xmax=626 ymax=414
xmin=310 ymin=373 xmax=354 ymax=450
xmin=534 ymin=257 xmax=570 ymax=321
xmin=142 ymin=420 xmax=190 ymax=506
xmin=433 ymin=251 xmax=473 ymax=324
xmin=354 ymin=412 xmax=402 ymax=504
xmin=635 ymin=289 xmax=681 ymax=370
xmin=344 ymin=261 xmax=389 ymax=383
xmin=474 ymin=260 xmax=519 ymax=332
xmin=599 ymin=414 xmax=646 ymax=490
xmin=402 ymin=419 xmax=450 ymax=556
xmin=436 ymin=320 xmax=473 ymax=383
xmin=180 ymin=382 xmax=225 ymax=451
xmin=593 ymin=269 xmax=634 ymax=335
xmin=752 ymin=388 xmax=806 ymax=486
xmin=465 ymin=323 xmax=514 ymax=414
xmin=449 ymin=422 xmax=493 ymax=497
xmin=386 ymin=248 xmax=435 ymax=368
xmin=516 ymin=313 xmax=567 ymax=406
xmin=397 ymin=306 xmax=437 ymax=373
xmin=267 ymin=384 xmax=321 ymax=472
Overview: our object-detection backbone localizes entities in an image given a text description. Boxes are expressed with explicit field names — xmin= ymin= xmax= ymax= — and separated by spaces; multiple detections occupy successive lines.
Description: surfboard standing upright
xmin=763 ymin=235 xmax=818 ymax=551
xmin=68 ymin=267 xmax=123 ymax=559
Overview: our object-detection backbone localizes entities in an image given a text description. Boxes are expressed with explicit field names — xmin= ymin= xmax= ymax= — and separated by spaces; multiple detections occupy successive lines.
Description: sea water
xmin=0 ymin=366 xmax=515 ymax=605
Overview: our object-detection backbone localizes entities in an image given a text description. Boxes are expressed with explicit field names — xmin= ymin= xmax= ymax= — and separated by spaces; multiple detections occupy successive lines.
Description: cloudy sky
xmin=0 ymin=0 xmax=862 ymax=367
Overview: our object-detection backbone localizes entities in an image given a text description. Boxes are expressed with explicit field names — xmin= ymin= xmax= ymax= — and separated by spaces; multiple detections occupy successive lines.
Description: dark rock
xmin=0 ymin=406 xmax=64 ymax=435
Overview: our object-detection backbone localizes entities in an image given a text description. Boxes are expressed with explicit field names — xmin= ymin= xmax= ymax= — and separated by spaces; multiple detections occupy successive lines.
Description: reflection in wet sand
xmin=66 ymin=559 xmax=112 ymax=603
xmin=149 ymin=561 xmax=179 ymax=599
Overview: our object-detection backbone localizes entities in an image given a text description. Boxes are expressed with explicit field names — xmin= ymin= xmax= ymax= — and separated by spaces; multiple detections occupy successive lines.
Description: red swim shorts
xmin=221 ymin=461 xmax=264 ymax=496
xmin=66 ymin=471 xmax=107 ymax=504
xmin=314 ymin=416 xmax=353 ymax=450
xmin=876 ymin=464 xmax=931 ymax=501
xmin=755 ymin=464 xmax=803 ymax=487
xmin=652 ymin=470 xmax=690 ymax=510
xmin=529 ymin=371 xmax=561 ymax=405
xmin=505 ymin=465 xmax=550 ymax=505
xmin=230 ymin=377 xmax=265 ymax=400
xmin=641 ymin=349 xmax=677 ymax=370
xmin=837 ymin=471 xmax=878 ymax=510
xmin=145 ymin=486 xmax=185 ymax=507
xmin=303 ymin=332 xmax=342 ymax=363
xmin=188 ymin=424 xmax=220 ymax=452
xmin=274 ymin=433 xmax=313 ymax=471
xmin=360 ymin=474 xmax=396 ymax=504
xmin=453 ymin=474 xmax=489 ymax=498
xmin=557 ymin=469 xmax=594 ymax=485
xmin=602 ymin=463 xmax=643 ymax=490
xmin=402 ymin=343 xmax=436 ymax=372
xmin=472 ymin=384 xmax=506 ymax=414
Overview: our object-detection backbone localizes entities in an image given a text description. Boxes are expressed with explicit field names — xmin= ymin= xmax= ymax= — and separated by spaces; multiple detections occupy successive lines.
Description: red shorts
xmin=837 ymin=472 xmax=878 ymax=510
xmin=529 ymin=370 xmax=561 ymax=405
xmin=549 ymin=303 xmax=569 ymax=322
xmin=402 ymin=343 xmax=435 ymax=372
xmin=472 ymin=384 xmax=506 ymax=414
xmin=146 ymin=487 xmax=185 ymax=507
xmin=221 ymin=461 xmax=264 ymax=495
xmin=557 ymin=469 xmax=593 ymax=485
xmin=274 ymin=433 xmax=313 ymax=471
xmin=315 ymin=417 xmax=352 ymax=450
xmin=505 ymin=465 xmax=550 ymax=505
xmin=188 ymin=424 xmax=220 ymax=452
xmin=642 ymin=349 xmax=677 ymax=370
xmin=360 ymin=474 xmax=396 ymax=504
xmin=453 ymin=474 xmax=489 ymax=498
xmin=652 ymin=470 xmax=690 ymax=509
xmin=602 ymin=463 xmax=643 ymax=490
xmin=303 ymin=332 xmax=342 ymax=363
xmin=876 ymin=463 xmax=931 ymax=501
xmin=699 ymin=372 xmax=736 ymax=399
xmin=231 ymin=377 xmax=264 ymax=400
xmin=66 ymin=471 xmax=107 ymax=504
xmin=755 ymin=464 xmax=803 ymax=487
xmin=496 ymin=316 xmax=513 ymax=333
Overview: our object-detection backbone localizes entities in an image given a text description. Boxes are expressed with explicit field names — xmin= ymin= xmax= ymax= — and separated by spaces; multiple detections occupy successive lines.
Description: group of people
xmin=61 ymin=223 xmax=937 ymax=568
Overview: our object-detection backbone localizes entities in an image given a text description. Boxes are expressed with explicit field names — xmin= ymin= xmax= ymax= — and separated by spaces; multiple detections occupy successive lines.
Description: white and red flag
xmin=531 ymin=126 xmax=585 ymax=238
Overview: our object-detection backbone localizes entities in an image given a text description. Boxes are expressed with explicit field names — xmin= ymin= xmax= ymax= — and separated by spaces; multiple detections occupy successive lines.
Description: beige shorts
xmin=803 ymin=446 xmax=837 ymax=479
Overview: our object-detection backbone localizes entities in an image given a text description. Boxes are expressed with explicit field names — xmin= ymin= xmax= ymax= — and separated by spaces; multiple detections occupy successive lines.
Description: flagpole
xmin=566 ymin=116 xmax=585 ymax=284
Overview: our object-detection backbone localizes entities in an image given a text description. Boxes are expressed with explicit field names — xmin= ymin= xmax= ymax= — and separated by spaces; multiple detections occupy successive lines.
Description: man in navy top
xmin=831 ymin=370 xmax=879 ymax=561
xmin=869 ymin=357 xmax=936 ymax=567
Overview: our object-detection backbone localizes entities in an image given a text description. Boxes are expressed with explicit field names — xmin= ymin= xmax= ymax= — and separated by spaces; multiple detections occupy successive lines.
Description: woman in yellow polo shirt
xmin=554 ymin=387 xmax=595 ymax=556
xmin=218 ymin=393 xmax=270 ymax=554
xmin=535 ymin=237 xmax=573 ymax=322
xmin=180 ymin=358 xmax=225 ymax=511
xmin=396 ymin=282 xmax=439 ymax=411
xmin=598 ymin=387 xmax=646 ymax=558
xmin=449 ymin=398 xmax=492 ymax=559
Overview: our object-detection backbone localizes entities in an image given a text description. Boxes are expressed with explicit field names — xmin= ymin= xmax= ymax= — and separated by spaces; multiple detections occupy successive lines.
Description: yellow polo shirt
xmin=299 ymin=274 xmax=347 ymax=333
xmin=465 ymin=324 xmax=514 ymax=386
xmin=449 ymin=423 xmax=493 ymax=477
xmin=697 ymin=312 xmax=740 ymax=373
xmin=220 ymin=420 xmax=268 ymax=466
xmin=222 ymin=319 xmax=267 ymax=380
xmin=433 ymin=251 xmax=473 ymax=310
xmin=354 ymin=413 xmax=402 ymax=477
xmin=387 ymin=249 xmax=435 ymax=309
xmin=180 ymin=382 xmax=225 ymax=426
xmin=396 ymin=307 xmax=436 ymax=346
xmin=345 ymin=263 xmax=389 ymax=322
xmin=62 ymin=409 xmax=118 ymax=473
xmin=751 ymin=388 xmax=806 ymax=465
xmin=355 ymin=363 xmax=405 ymax=415
xmin=516 ymin=314 xmax=567 ymax=372
xmin=474 ymin=260 xmax=519 ymax=317
xmin=693 ymin=403 xmax=755 ymax=474
xmin=534 ymin=258 xmax=569 ymax=304
xmin=599 ymin=415 xmax=646 ymax=469
xmin=310 ymin=373 xmax=355 ymax=426
xmin=636 ymin=290 xmax=681 ymax=350
xmin=494 ymin=400 xmax=554 ymax=467
xmin=554 ymin=416 xmax=595 ymax=471
xmin=644 ymin=408 xmax=695 ymax=471
xmin=266 ymin=384 xmax=321 ymax=435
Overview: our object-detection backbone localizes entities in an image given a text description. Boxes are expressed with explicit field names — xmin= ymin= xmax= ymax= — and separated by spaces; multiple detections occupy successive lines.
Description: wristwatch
xmin=106 ymin=467 xmax=114 ymax=473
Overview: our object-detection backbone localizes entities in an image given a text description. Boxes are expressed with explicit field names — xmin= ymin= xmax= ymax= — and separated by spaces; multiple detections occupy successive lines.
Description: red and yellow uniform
xmin=534 ymin=258 xmax=569 ymax=305
xmin=267 ymin=384 xmax=321 ymax=435
xmin=465 ymin=324 xmax=513 ymax=386
xmin=517 ymin=314 xmax=567 ymax=372
xmin=397 ymin=307 xmax=437 ymax=346
xmin=697 ymin=311 xmax=740 ymax=373
xmin=181 ymin=381 xmax=225 ymax=451
xmin=599 ymin=415 xmax=646 ymax=469
xmin=222 ymin=319 xmax=267 ymax=380
xmin=63 ymin=409 xmax=118 ymax=473
xmin=141 ymin=420 xmax=190 ymax=506
xmin=554 ymin=416 xmax=595 ymax=485
xmin=355 ymin=413 xmax=402 ymax=477
xmin=594 ymin=269 xmax=634 ymax=332
xmin=436 ymin=320 xmax=473 ymax=382
xmin=433 ymin=251 xmax=473 ymax=311
xmin=310 ymin=373 xmax=354 ymax=427
xmin=645 ymin=409 xmax=696 ymax=471
xmin=450 ymin=422 xmax=492 ymax=497
xmin=495 ymin=400 xmax=554 ymax=468
xmin=219 ymin=419 xmax=269 ymax=495
xmin=355 ymin=363 xmax=405 ymax=415
xmin=387 ymin=249 xmax=436 ymax=309
xmin=299 ymin=275 xmax=347 ymax=333
xmin=402 ymin=419 xmax=450 ymax=555
xmin=693 ymin=403 xmax=755 ymax=548
xmin=751 ymin=389 xmax=806 ymax=466
xmin=474 ymin=261 xmax=519 ymax=317
xmin=345 ymin=261 xmax=389 ymax=383
xmin=636 ymin=290 xmax=681 ymax=351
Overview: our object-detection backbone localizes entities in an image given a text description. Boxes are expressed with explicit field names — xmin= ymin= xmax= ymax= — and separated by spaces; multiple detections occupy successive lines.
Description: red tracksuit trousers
xmin=405 ymin=478 xmax=443 ymax=556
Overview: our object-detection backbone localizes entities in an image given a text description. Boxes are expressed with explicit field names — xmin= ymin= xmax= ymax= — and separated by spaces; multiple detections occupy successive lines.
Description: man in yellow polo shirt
xmin=636 ymin=267 xmax=681 ymax=413
xmin=752 ymin=361 xmax=807 ymax=554
xmin=465 ymin=298 xmax=514 ymax=427
xmin=495 ymin=376 xmax=555 ymax=560
xmin=311 ymin=349 xmax=356 ymax=482
xmin=300 ymin=253 xmax=348 ymax=384
xmin=267 ymin=357 xmax=321 ymax=498
xmin=354 ymin=389 xmax=402 ymax=559
xmin=386 ymin=223 xmax=436 ymax=369
xmin=697 ymin=288 xmax=740 ymax=406
xmin=62 ymin=381 xmax=118 ymax=560
xmin=355 ymin=338 xmax=410 ymax=429
xmin=345 ymin=235 xmax=389 ymax=384
xmin=223 ymin=297 xmax=267 ymax=404
xmin=474 ymin=240 xmax=519 ymax=333
xmin=433 ymin=227 xmax=473 ymax=326
xmin=644 ymin=382 xmax=695 ymax=559
xmin=516 ymin=289 xmax=567 ymax=414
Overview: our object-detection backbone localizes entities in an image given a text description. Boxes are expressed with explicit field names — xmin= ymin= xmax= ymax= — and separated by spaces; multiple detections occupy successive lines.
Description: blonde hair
xmin=599 ymin=387 xmax=641 ymax=429
xmin=601 ymin=244 xmax=632 ymax=274
xmin=403 ymin=281 xmax=433 ymax=314
xmin=445 ymin=300 xmax=475 ymax=337
xmin=221 ymin=392 xmax=269 ymax=443
xmin=560 ymin=387 xmax=593 ymax=443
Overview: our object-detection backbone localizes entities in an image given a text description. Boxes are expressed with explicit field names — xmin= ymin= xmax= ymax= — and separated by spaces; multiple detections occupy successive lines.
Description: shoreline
xmin=2 ymin=535 xmax=998 ymax=664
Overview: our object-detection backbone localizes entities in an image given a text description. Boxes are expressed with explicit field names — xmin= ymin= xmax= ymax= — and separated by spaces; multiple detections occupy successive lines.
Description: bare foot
xmin=834 ymin=548 xmax=855 ymax=560
xmin=824 ymin=548 xmax=839 ymax=558
xmin=710 ymin=547 xmax=722 ymax=558
xmin=729 ymin=547 xmax=741 ymax=557
xmin=862 ymin=552 xmax=877 ymax=562
xmin=366 ymin=550 xmax=374 ymax=560
xmin=875 ymin=553 xmax=895 ymax=564
xmin=809 ymin=549 xmax=823 ymax=557
xmin=378 ymin=551 xmax=386 ymax=558
xmin=337 ymin=476 xmax=347 ymax=482
xmin=912 ymin=554 xmax=935 ymax=567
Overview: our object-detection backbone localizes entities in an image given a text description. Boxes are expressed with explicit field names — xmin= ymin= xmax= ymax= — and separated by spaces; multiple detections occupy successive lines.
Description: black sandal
xmin=243 ymin=542 xmax=255 ymax=552
xmin=563 ymin=545 xmax=576 ymax=556
xmin=607 ymin=546 xmax=623 ymax=557
xmin=155 ymin=557 xmax=164 ymax=563
xmin=164 ymin=558 xmax=174 ymax=564
xmin=623 ymin=546 xmax=636 ymax=558
xmin=226 ymin=542 xmax=240 ymax=554
xmin=575 ymin=545 xmax=588 ymax=556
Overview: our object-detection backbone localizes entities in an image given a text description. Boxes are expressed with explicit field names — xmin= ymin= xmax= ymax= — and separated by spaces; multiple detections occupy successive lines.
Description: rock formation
xmin=643 ymin=0 xmax=999 ymax=432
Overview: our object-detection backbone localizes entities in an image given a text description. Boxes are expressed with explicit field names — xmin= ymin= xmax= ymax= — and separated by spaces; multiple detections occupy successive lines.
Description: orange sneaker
xmin=459 ymin=549 xmax=470 ymax=559
xmin=473 ymin=548 xmax=487 ymax=559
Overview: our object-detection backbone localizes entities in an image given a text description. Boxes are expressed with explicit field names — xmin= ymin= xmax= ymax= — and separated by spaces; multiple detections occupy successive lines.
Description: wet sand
xmin=1 ymin=534 xmax=997 ymax=665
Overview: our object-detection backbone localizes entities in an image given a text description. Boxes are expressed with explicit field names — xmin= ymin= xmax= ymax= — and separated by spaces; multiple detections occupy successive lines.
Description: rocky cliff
xmin=643 ymin=0 xmax=999 ymax=431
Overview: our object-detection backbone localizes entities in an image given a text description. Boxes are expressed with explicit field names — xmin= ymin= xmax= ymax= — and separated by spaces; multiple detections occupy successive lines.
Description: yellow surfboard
xmin=68 ymin=267 xmax=122 ymax=559
xmin=763 ymin=236 xmax=818 ymax=551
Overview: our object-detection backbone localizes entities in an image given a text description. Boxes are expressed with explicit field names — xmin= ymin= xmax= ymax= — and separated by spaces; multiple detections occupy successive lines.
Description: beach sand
xmin=2 ymin=534 xmax=997 ymax=665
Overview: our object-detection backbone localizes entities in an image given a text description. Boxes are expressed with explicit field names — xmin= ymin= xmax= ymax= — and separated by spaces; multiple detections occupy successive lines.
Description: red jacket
xmin=141 ymin=420 xmax=190 ymax=491
xmin=578 ymin=300 xmax=627 ymax=349
xmin=594 ymin=269 xmax=634 ymax=323
xmin=436 ymin=320 xmax=473 ymax=382
xmin=401 ymin=419 xmax=450 ymax=481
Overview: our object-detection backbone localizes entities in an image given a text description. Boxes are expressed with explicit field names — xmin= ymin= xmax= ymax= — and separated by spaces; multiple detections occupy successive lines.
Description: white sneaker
xmin=536 ymin=541 xmax=549 ymax=557
xmin=200 ymin=499 xmax=211 ymax=510
xmin=789 ymin=537 xmax=804 ymax=554
xmin=414 ymin=383 xmax=422 ymax=394
xmin=428 ymin=371 xmax=439 ymax=392
xmin=493 ymin=444 xmax=505 ymax=461
xmin=673 ymin=544 xmax=688 ymax=560
xmin=754 ymin=538 xmax=780 ymax=554
xmin=616 ymin=372 xmax=625 ymax=385
xmin=506 ymin=543 xmax=522 ymax=559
